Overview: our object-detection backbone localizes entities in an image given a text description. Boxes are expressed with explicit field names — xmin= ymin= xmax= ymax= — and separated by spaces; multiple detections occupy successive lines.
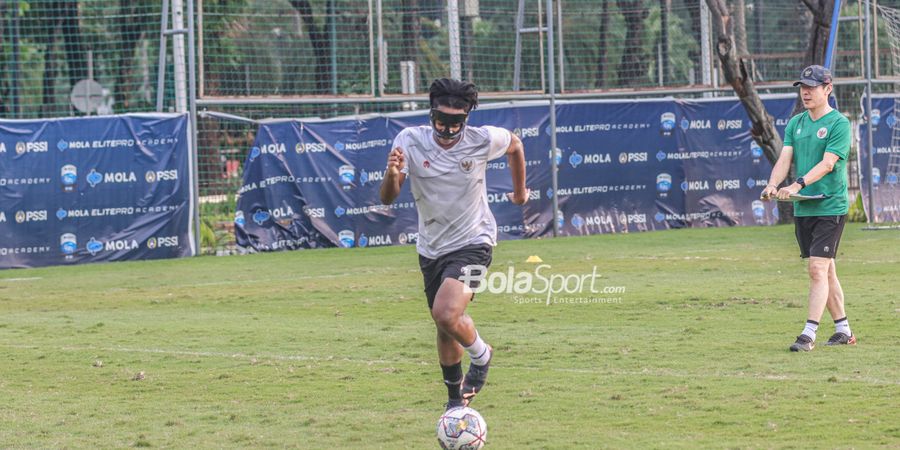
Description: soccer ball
xmin=436 ymin=406 xmax=487 ymax=450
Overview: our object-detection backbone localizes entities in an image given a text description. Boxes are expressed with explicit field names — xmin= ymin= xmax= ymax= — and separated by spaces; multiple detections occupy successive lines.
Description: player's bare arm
xmin=505 ymin=133 xmax=528 ymax=205
xmin=380 ymin=147 xmax=406 ymax=205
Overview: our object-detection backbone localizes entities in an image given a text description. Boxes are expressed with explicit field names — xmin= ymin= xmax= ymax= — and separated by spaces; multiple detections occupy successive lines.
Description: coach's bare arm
xmin=761 ymin=146 xmax=794 ymax=199
xmin=506 ymin=133 xmax=529 ymax=205
xmin=380 ymin=147 xmax=406 ymax=205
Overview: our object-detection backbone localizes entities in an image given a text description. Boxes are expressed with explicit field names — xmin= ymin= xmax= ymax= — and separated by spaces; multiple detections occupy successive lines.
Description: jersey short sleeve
xmin=484 ymin=126 xmax=512 ymax=161
xmin=783 ymin=114 xmax=799 ymax=147
xmin=825 ymin=115 xmax=851 ymax=160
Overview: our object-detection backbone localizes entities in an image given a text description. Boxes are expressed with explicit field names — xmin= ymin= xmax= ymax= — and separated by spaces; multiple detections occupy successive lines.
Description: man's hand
xmin=776 ymin=183 xmax=801 ymax=200
xmin=760 ymin=184 xmax=778 ymax=200
xmin=506 ymin=188 xmax=530 ymax=205
xmin=386 ymin=148 xmax=405 ymax=177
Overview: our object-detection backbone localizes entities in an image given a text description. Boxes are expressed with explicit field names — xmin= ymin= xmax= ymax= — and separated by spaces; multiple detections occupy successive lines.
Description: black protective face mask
xmin=430 ymin=109 xmax=468 ymax=140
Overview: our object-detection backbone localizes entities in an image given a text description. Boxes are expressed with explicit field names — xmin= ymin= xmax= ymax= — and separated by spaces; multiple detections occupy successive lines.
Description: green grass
xmin=1 ymin=225 xmax=899 ymax=448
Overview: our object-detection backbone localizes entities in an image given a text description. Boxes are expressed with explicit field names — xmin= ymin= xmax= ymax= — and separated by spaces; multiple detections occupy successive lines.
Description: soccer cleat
xmin=461 ymin=346 xmax=493 ymax=405
xmin=444 ymin=399 xmax=466 ymax=411
xmin=789 ymin=334 xmax=815 ymax=352
xmin=825 ymin=332 xmax=857 ymax=346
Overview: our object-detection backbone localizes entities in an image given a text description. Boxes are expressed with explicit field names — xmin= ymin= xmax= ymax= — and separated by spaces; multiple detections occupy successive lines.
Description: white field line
xmin=2 ymin=343 xmax=898 ymax=386
xmin=0 ymin=277 xmax=43 ymax=282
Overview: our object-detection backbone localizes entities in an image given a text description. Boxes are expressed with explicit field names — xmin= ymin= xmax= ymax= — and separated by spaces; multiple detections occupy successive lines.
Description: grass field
xmin=1 ymin=225 xmax=899 ymax=448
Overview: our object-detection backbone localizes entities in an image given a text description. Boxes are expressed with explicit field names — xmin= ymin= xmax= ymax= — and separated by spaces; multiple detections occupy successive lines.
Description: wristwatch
xmin=796 ymin=177 xmax=806 ymax=188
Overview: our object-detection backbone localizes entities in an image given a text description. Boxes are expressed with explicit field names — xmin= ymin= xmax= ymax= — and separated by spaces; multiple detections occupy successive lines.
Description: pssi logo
xmin=296 ymin=142 xmax=327 ymax=153
xmin=304 ymin=207 xmax=325 ymax=218
xmin=717 ymin=119 xmax=743 ymax=130
xmin=397 ymin=232 xmax=418 ymax=245
xmin=145 ymin=170 xmax=178 ymax=183
xmin=619 ymin=152 xmax=648 ymax=164
xmin=15 ymin=141 xmax=49 ymax=155
xmin=715 ymin=179 xmax=740 ymax=191
xmin=147 ymin=236 xmax=179 ymax=249
xmin=513 ymin=127 xmax=540 ymax=138
xmin=15 ymin=210 xmax=48 ymax=223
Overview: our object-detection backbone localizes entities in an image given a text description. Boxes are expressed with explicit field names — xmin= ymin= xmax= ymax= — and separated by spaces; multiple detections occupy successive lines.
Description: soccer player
xmin=761 ymin=65 xmax=855 ymax=352
xmin=379 ymin=78 xmax=528 ymax=409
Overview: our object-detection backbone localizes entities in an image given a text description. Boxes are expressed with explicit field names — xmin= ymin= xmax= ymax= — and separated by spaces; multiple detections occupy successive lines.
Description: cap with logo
xmin=793 ymin=65 xmax=832 ymax=87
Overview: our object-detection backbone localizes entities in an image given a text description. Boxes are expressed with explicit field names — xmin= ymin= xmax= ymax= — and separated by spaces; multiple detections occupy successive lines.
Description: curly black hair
xmin=428 ymin=78 xmax=478 ymax=112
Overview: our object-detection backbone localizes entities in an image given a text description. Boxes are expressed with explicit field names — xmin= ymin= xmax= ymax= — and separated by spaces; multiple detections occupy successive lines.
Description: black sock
xmin=441 ymin=362 xmax=463 ymax=400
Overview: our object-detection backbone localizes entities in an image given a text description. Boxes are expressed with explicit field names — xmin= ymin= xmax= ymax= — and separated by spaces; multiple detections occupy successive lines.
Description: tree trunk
xmin=59 ymin=0 xmax=87 ymax=87
xmin=596 ymin=2 xmax=610 ymax=88
xmin=660 ymin=0 xmax=671 ymax=84
xmin=115 ymin=2 xmax=144 ymax=110
xmin=705 ymin=0 xmax=790 ymax=222
xmin=402 ymin=0 xmax=421 ymax=86
xmin=617 ymin=0 xmax=650 ymax=87
xmin=291 ymin=0 xmax=331 ymax=94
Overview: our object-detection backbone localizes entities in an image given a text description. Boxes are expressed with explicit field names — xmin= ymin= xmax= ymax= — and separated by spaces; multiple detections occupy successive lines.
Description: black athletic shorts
xmin=794 ymin=215 xmax=847 ymax=259
xmin=418 ymin=244 xmax=493 ymax=309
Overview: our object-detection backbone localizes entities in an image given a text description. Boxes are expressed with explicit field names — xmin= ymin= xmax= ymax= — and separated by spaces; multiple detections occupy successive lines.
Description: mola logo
xmin=338 ymin=229 xmax=355 ymax=248
xmin=569 ymin=151 xmax=583 ymax=169
xmin=60 ymin=233 xmax=77 ymax=255
xmin=654 ymin=212 xmax=666 ymax=222
xmin=656 ymin=150 xmax=667 ymax=161
xmin=57 ymin=140 xmax=69 ymax=151
xmin=680 ymin=118 xmax=690 ymax=131
xmin=335 ymin=142 xmax=345 ymax=151
xmin=358 ymin=233 xmax=369 ymax=248
xmin=571 ymin=214 xmax=585 ymax=228
xmin=86 ymin=237 xmax=103 ymax=256
xmin=252 ymin=209 xmax=270 ymax=225
xmin=86 ymin=169 xmax=103 ymax=187
xmin=248 ymin=146 xmax=261 ymax=161
xmin=334 ymin=206 xmax=346 ymax=217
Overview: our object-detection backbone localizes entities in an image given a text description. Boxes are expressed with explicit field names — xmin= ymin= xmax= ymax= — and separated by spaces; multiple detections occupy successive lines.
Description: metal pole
xmin=368 ymin=0 xmax=375 ymax=96
xmin=187 ymin=0 xmax=201 ymax=256
xmin=864 ymin=0 xmax=875 ymax=225
xmin=172 ymin=0 xmax=188 ymax=112
xmin=556 ymin=0 xmax=565 ymax=93
xmin=824 ymin=0 xmax=843 ymax=69
xmin=513 ymin=0 xmax=525 ymax=91
xmin=547 ymin=0 xmax=558 ymax=237
xmin=377 ymin=0 xmax=385 ymax=95
xmin=198 ymin=0 xmax=204 ymax=98
xmin=700 ymin=0 xmax=712 ymax=96
xmin=448 ymin=0 xmax=462 ymax=79
xmin=157 ymin=0 xmax=171 ymax=112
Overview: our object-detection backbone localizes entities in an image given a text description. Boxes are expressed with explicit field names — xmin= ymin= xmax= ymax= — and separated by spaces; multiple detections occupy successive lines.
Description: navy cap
xmin=793 ymin=65 xmax=833 ymax=87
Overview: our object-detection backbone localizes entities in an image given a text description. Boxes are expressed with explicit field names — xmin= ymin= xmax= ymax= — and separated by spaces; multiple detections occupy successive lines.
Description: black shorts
xmin=794 ymin=215 xmax=847 ymax=259
xmin=418 ymin=244 xmax=493 ymax=309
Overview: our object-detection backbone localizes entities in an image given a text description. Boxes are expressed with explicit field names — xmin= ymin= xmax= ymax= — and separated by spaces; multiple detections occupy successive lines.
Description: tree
xmin=596 ymin=2 xmax=611 ymax=87
xmin=290 ymin=0 xmax=330 ymax=94
xmin=617 ymin=0 xmax=650 ymax=87
xmin=791 ymin=0 xmax=835 ymax=115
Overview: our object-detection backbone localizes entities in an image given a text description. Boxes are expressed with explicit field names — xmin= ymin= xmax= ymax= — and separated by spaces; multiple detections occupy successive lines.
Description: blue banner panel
xmin=235 ymin=96 xmax=796 ymax=252
xmin=859 ymin=95 xmax=900 ymax=223
xmin=0 ymin=113 xmax=194 ymax=269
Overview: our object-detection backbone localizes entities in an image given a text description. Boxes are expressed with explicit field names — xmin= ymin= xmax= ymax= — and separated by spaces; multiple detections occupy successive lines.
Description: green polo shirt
xmin=783 ymin=109 xmax=851 ymax=217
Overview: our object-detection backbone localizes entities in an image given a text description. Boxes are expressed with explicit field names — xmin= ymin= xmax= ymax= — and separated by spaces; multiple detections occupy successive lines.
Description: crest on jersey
xmin=459 ymin=157 xmax=475 ymax=174
xmin=816 ymin=127 xmax=828 ymax=139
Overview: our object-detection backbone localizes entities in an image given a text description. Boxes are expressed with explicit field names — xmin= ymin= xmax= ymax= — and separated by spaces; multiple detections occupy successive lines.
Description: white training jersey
xmin=392 ymin=125 xmax=512 ymax=259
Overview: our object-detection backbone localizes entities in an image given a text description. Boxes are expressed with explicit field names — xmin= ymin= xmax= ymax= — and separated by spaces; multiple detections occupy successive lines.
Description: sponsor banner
xmin=236 ymin=96 xmax=796 ymax=250
xmin=859 ymin=95 xmax=900 ymax=223
xmin=0 ymin=113 xmax=193 ymax=268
